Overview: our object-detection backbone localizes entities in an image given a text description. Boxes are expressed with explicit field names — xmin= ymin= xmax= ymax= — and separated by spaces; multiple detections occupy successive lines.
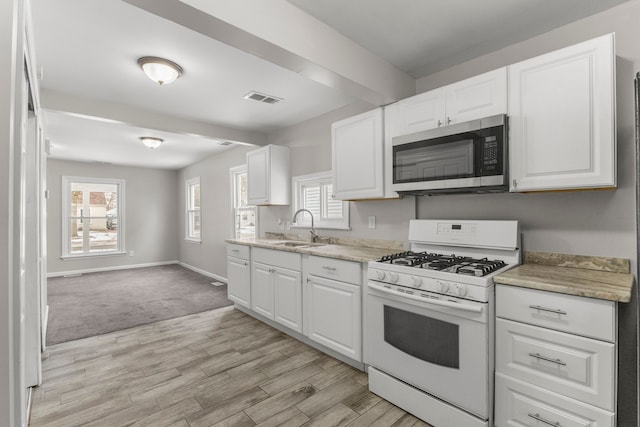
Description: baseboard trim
xmin=47 ymin=260 xmax=180 ymax=278
xmin=179 ymin=262 xmax=227 ymax=284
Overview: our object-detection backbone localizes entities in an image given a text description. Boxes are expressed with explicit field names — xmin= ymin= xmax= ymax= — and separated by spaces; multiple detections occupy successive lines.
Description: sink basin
xmin=272 ymin=240 xmax=326 ymax=248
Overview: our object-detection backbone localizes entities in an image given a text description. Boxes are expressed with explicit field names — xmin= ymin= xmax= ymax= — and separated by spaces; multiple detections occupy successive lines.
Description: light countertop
xmin=494 ymin=251 xmax=634 ymax=303
xmin=225 ymin=234 xmax=402 ymax=263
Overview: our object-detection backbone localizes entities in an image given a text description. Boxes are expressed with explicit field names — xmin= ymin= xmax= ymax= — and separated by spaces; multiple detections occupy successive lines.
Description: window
xmin=292 ymin=171 xmax=349 ymax=230
xmin=230 ymin=165 xmax=257 ymax=239
xmin=185 ymin=177 xmax=201 ymax=242
xmin=62 ymin=176 xmax=124 ymax=258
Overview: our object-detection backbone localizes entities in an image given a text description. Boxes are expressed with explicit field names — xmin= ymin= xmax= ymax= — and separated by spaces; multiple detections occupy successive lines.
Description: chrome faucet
xmin=292 ymin=209 xmax=318 ymax=242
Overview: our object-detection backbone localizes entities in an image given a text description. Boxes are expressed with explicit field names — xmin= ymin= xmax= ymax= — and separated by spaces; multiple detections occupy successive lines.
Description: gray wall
xmin=415 ymin=2 xmax=639 ymax=423
xmin=47 ymin=159 xmax=180 ymax=274
xmin=178 ymin=145 xmax=256 ymax=278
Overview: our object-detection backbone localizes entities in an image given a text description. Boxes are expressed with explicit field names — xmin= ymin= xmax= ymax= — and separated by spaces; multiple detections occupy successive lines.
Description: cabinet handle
xmin=528 ymin=352 xmax=566 ymax=366
xmin=447 ymin=116 xmax=452 ymax=124
xmin=244 ymin=262 xmax=249 ymax=267
xmin=528 ymin=305 xmax=567 ymax=316
xmin=268 ymin=268 xmax=276 ymax=273
xmin=322 ymin=266 xmax=337 ymax=271
xmin=512 ymin=179 xmax=517 ymax=189
xmin=437 ymin=119 xmax=442 ymax=127
xmin=231 ymin=249 xmax=239 ymax=253
xmin=528 ymin=413 xmax=561 ymax=426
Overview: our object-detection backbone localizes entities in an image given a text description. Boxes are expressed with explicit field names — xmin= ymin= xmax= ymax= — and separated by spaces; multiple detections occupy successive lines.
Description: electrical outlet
xmin=368 ymin=216 xmax=376 ymax=229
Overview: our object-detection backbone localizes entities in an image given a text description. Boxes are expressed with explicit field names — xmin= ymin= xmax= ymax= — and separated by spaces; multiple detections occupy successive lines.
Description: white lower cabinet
xmin=226 ymin=244 xmax=251 ymax=308
xmin=273 ymin=267 xmax=303 ymax=332
xmin=495 ymin=285 xmax=617 ymax=426
xmin=251 ymin=262 xmax=275 ymax=319
xmin=304 ymin=256 xmax=362 ymax=362
xmin=250 ymin=248 xmax=302 ymax=333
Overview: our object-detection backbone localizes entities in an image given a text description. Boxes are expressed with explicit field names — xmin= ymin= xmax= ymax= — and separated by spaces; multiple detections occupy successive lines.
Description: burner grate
xmin=377 ymin=252 xmax=507 ymax=277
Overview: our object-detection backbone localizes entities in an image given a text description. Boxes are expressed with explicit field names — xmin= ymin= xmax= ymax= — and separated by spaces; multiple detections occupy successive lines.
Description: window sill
xmin=184 ymin=238 xmax=202 ymax=244
xmin=61 ymin=251 xmax=126 ymax=260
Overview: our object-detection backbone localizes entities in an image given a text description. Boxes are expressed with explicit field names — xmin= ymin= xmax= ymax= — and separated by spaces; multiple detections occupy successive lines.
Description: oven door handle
xmin=367 ymin=282 xmax=483 ymax=313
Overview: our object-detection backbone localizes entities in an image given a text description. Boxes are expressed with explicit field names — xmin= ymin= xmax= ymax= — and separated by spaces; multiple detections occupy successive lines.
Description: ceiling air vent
xmin=243 ymin=90 xmax=283 ymax=105
xmin=218 ymin=141 xmax=233 ymax=146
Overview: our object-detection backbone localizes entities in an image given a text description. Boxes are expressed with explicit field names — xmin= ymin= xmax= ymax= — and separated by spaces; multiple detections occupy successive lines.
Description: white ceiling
xmin=30 ymin=0 xmax=631 ymax=169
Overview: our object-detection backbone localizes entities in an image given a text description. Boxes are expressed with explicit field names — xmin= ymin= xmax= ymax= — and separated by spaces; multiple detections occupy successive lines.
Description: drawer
xmin=252 ymin=247 xmax=301 ymax=271
xmin=496 ymin=318 xmax=615 ymax=411
xmin=496 ymin=285 xmax=615 ymax=342
xmin=227 ymin=243 xmax=250 ymax=260
xmin=307 ymin=255 xmax=361 ymax=284
xmin=495 ymin=373 xmax=614 ymax=427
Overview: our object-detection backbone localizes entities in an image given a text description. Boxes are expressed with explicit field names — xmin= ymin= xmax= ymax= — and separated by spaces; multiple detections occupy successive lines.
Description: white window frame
xmin=230 ymin=165 xmax=258 ymax=239
xmin=185 ymin=176 xmax=201 ymax=243
xmin=292 ymin=171 xmax=350 ymax=230
xmin=61 ymin=176 xmax=125 ymax=259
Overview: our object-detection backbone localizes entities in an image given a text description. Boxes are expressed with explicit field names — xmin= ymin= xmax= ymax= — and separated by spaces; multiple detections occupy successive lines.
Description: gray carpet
xmin=46 ymin=264 xmax=233 ymax=345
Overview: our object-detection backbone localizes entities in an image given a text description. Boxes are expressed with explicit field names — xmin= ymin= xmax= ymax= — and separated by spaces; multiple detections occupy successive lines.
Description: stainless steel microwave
xmin=391 ymin=114 xmax=508 ymax=195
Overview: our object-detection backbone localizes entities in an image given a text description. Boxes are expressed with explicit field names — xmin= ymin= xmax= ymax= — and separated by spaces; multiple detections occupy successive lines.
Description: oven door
xmin=366 ymin=282 xmax=491 ymax=420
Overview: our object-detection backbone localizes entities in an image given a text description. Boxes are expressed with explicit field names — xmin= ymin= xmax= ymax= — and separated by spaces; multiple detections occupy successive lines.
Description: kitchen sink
xmin=272 ymin=241 xmax=326 ymax=248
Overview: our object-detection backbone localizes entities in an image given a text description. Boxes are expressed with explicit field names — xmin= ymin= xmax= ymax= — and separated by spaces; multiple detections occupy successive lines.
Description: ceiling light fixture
xmin=139 ymin=136 xmax=163 ymax=149
xmin=137 ymin=56 xmax=183 ymax=85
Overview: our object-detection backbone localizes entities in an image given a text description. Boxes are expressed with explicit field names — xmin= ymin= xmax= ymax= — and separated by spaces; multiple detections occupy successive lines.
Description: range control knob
xmin=389 ymin=272 xmax=400 ymax=283
xmin=438 ymin=281 xmax=450 ymax=293
xmin=375 ymin=270 xmax=386 ymax=281
xmin=411 ymin=276 xmax=423 ymax=287
xmin=455 ymin=284 xmax=468 ymax=297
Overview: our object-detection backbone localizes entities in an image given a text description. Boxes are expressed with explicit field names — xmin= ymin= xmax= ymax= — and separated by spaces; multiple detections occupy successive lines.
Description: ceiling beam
xmin=122 ymin=0 xmax=415 ymax=106
xmin=40 ymin=89 xmax=267 ymax=146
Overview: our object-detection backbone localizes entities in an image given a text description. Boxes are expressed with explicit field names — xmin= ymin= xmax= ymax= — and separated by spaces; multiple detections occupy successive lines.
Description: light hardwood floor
xmin=30 ymin=306 xmax=433 ymax=427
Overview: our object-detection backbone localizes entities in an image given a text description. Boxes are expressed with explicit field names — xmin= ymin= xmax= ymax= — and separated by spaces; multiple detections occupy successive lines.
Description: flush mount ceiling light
xmin=137 ymin=56 xmax=183 ymax=85
xmin=139 ymin=136 xmax=163 ymax=149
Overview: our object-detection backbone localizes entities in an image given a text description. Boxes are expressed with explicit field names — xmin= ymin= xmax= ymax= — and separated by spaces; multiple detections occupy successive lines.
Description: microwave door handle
xmin=368 ymin=282 xmax=482 ymax=313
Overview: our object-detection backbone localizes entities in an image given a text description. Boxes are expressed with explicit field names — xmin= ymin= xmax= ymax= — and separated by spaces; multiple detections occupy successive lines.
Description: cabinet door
xmin=251 ymin=262 xmax=274 ymax=319
xmin=246 ymin=146 xmax=269 ymax=205
xmin=445 ymin=67 xmax=507 ymax=125
xmin=509 ymin=33 xmax=616 ymax=192
xmin=392 ymin=87 xmax=446 ymax=136
xmin=332 ymin=108 xmax=384 ymax=200
xmin=227 ymin=256 xmax=250 ymax=308
xmin=273 ymin=267 xmax=302 ymax=333
xmin=305 ymin=275 xmax=361 ymax=361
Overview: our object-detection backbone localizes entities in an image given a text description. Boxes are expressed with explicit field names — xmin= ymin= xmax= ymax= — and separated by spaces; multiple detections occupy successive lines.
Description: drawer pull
xmin=232 ymin=249 xmax=239 ymax=253
xmin=322 ymin=266 xmax=337 ymax=271
xmin=528 ymin=305 xmax=567 ymax=316
xmin=528 ymin=352 xmax=566 ymax=366
xmin=528 ymin=413 xmax=561 ymax=426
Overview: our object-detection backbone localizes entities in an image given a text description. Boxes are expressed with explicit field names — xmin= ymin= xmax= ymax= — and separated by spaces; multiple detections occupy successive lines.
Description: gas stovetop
xmin=368 ymin=219 xmax=521 ymax=302
xmin=377 ymin=251 xmax=508 ymax=277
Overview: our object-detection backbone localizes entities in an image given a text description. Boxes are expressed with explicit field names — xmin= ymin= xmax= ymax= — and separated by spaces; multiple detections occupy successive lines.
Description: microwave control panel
xmin=481 ymin=136 xmax=500 ymax=175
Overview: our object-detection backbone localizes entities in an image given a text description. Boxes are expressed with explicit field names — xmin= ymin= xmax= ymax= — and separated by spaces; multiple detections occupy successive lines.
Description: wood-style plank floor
xmin=30 ymin=306 xmax=433 ymax=427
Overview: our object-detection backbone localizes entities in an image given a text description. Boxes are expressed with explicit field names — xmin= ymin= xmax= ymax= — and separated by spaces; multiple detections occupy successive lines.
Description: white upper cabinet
xmin=332 ymin=108 xmax=387 ymax=200
xmin=247 ymin=144 xmax=290 ymax=205
xmin=389 ymin=67 xmax=507 ymax=137
xmin=508 ymin=33 xmax=616 ymax=192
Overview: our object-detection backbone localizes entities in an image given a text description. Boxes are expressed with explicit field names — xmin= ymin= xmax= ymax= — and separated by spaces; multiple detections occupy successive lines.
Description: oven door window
xmin=393 ymin=138 xmax=475 ymax=183
xmin=383 ymin=305 xmax=459 ymax=369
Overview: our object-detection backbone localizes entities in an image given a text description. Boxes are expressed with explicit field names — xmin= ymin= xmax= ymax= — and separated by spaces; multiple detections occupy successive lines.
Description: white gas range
xmin=366 ymin=219 xmax=520 ymax=427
